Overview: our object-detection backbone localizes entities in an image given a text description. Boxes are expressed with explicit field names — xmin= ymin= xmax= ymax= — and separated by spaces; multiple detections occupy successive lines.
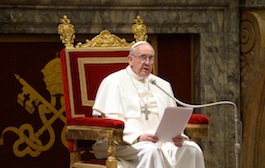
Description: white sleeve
xmin=105 ymin=113 xmax=143 ymax=144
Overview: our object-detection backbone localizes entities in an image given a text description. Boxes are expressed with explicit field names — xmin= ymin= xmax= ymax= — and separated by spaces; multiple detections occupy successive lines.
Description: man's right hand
xmin=138 ymin=133 xmax=158 ymax=143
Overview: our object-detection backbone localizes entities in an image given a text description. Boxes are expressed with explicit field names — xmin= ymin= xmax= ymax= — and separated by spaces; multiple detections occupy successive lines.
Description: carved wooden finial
xmin=58 ymin=15 xmax=76 ymax=48
xmin=132 ymin=15 xmax=148 ymax=42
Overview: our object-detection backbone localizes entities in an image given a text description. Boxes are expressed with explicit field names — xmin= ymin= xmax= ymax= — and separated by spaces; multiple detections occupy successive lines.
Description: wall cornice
xmin=0 ymin=4 xmax=235 ymax=34
xmin=0 ymin=0 xmax=231 ymax=7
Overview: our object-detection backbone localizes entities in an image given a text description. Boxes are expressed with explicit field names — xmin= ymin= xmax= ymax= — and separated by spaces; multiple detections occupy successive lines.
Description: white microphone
xmin=149 ymin=79 xmax=241 ymax=168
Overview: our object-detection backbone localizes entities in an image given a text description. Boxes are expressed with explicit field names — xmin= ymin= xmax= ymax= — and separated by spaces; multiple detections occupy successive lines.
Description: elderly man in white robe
xmin=92 ymin=41 xmax=205 ymax=168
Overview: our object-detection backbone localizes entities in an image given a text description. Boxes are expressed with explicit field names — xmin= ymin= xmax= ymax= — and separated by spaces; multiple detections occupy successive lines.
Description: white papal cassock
xmin=92 ymin=65 xmax=205 ymax=168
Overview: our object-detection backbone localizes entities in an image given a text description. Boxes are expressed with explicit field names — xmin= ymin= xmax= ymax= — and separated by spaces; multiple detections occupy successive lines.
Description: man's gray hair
xmin=129 ymin=41 xmax=152 ymax=55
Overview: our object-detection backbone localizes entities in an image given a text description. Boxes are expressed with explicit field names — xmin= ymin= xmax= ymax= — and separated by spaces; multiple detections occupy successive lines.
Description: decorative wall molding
xmin=241 ymin=10 xmax=265 ymax=168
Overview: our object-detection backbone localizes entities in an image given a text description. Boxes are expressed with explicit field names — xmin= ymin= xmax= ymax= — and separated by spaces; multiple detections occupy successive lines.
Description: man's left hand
xmin=172 ymin=135 xmax=185 ymax=147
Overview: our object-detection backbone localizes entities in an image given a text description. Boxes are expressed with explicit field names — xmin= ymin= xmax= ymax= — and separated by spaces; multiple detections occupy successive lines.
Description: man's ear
xmin=128 ymin=55 xmax=133 ymax=65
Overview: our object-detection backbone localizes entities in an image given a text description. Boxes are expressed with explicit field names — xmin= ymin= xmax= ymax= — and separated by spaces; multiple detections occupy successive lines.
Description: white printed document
xmin=155 ymin=106 xmax=193 ymax=142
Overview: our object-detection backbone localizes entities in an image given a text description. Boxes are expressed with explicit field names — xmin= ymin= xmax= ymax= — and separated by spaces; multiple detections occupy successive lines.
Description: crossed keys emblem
xmin=0 ymin=57 xmax=67 ymax=157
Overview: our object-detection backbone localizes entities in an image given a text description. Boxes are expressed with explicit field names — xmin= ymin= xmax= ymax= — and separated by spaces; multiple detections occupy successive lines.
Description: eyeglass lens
xmin=138 ymin=55 xmax=154 ymax=63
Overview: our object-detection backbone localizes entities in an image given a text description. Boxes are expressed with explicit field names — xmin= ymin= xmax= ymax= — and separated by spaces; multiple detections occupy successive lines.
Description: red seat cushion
xmin=67 ymin=117 xmax=124 ymax=129
xmin=188 ymin=114 xmax=209 ymax=124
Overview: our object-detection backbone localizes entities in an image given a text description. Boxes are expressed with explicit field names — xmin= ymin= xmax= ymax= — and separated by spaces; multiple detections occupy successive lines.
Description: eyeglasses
xmin=132 ymin=55 xmax=155 ymax=64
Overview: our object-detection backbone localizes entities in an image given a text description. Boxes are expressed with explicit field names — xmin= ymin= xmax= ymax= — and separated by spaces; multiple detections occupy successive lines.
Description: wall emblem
xmin=0 ymin=57 xmax=67 ymax=157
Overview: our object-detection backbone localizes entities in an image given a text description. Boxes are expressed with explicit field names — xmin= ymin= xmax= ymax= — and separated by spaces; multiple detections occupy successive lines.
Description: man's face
xmin=128 ymin=43 xmax=155 ymax=78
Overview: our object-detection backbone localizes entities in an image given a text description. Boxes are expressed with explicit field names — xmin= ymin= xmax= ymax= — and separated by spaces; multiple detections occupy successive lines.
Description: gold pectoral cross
xmin=142 ymin=106 xmax=151 ymax=120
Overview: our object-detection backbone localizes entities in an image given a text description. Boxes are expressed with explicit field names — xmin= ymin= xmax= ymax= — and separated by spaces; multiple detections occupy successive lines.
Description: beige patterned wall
xmin=0 ymin=1 xmax=240 ymax=168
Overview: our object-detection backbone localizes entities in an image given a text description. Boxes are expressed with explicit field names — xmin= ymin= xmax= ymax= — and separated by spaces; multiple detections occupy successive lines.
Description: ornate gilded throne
xmin=58 ymin=15 xmax=209 ymax=168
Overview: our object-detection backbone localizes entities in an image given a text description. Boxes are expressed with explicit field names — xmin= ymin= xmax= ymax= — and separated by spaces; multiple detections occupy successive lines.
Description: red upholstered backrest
xmin=61 ymin=48 xmax=129 ymax=119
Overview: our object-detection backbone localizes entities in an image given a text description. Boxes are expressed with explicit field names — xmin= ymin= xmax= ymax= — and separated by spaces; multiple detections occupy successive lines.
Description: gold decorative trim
xmin=77 ymin=57 xmax=128 ymax=108
xmin=132 ymin=15 xmax=148 ymax=42
xmin=58 ymin=15 xmax=149 ymax=49
xmin=186 ymin=124 xmax=209 ymax=129
xmin=72 ymin=162 xmax=106 ymax=168
xmin=68 ymin=126 xmax=124 ymax=168
xmin=78 ymin=57 xmax=128 ymax=64
xmin=58 ymin=15 xmax=76 ymax=49
xmin=76 ymin=30 xmax=132 ymax=48
xmin=67 ymin=126 xmax=124 ymax=142
xmin=64 ymin=51 xmax=85 ymax=118
xmin=185 ymin=124 xmax=209 ymax=138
